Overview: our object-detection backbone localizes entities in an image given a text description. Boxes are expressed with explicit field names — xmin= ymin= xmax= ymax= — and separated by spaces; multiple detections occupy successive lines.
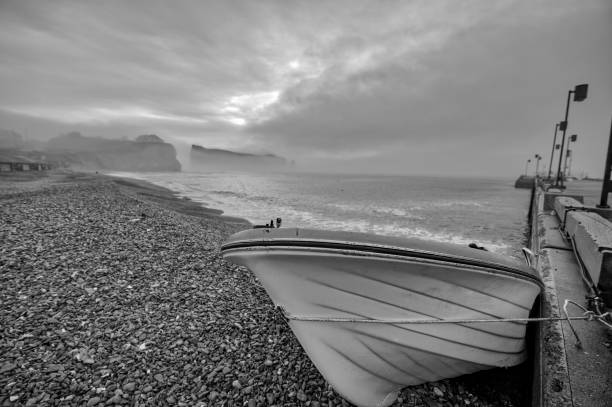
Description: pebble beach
xmin=1 ymin=172 xmax=530 ymax=407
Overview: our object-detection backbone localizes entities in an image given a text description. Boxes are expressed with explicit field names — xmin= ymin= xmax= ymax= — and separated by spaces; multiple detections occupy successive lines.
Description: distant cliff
xmin=45 ymin=132 xmax=181 ymax=172
xmin=190 ymin=144 xmax=288 ymax=172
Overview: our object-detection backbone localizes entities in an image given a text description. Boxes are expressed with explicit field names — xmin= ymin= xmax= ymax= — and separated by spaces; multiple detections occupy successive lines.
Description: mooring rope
xmin=279 ymin=306 xmax=609 ymax=326
xmin=562 ymin=299 xmax=612 ymax=347
xmin=277 ymin=299 xmax=611 ymax=348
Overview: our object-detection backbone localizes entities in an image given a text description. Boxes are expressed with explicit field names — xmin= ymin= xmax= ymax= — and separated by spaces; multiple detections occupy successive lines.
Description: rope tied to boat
xmin=276 ymin=298 xmax=611 ymax=348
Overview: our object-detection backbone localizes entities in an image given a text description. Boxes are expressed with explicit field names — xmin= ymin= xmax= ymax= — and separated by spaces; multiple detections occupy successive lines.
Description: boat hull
xmin=222 ymin=230 xmax=541 ymax=407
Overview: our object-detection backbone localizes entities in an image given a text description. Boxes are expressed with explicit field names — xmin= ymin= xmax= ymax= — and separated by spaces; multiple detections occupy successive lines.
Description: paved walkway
xmin=533 ymin=179 xmax=612 ymax=407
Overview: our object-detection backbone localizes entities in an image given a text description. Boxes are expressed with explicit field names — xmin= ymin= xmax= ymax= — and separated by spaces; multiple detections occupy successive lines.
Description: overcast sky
xmin=1 ymin=0 xmax=610 ymax=176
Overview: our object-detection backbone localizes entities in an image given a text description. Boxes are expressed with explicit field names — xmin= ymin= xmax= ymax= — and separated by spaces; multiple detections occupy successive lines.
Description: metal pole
xmin=547 ymin=123 xmax=559 ymax=179
xmin=535 ymin=156 xmax=541 ymax=177
xmin=563 ymin=135 xmax=574 ymax=178
xmin=598 ymin=117 xmax=612 ymax=208
xmin=555 ymin=90 xmax=573 ymax=188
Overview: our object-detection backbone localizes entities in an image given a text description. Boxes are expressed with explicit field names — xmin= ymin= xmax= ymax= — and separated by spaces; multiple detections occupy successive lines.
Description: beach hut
xmin=15 ymin=155 xmax=46 ymax=171
xmin=0 ymin=152 xmax=50 ymax=172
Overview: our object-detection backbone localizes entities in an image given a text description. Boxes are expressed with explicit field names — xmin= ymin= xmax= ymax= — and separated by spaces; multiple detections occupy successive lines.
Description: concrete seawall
xmin=528 ymin=180 xmax=612 ymax=407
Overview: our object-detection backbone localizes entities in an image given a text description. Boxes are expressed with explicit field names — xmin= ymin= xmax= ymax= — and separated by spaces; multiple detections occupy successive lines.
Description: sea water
xmin=108 ymin=171 xmax=531 ymax=259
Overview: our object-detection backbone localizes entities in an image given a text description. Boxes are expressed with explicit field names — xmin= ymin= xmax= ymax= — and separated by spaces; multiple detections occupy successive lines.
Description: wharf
xmin=529 ymin=179 xmax=612 ymax=407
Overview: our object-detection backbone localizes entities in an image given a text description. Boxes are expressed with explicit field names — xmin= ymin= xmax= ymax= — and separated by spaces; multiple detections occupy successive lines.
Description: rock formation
xmin=135 ymin=134 xmax=164 ymax=143
xmin=190 ymin=144 xmax=288 ymax=172
xmin=45 ymin=132 xmax=181 ymax=172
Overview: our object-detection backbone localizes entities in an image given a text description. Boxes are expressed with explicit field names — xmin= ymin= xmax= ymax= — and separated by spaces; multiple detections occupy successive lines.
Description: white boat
xmin=221 ymin=228 xmax=542 ymax=407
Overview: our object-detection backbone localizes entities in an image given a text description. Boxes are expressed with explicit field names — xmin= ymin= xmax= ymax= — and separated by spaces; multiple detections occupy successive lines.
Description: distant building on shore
xmin=0 ymin=151 xmax=52 ymax=172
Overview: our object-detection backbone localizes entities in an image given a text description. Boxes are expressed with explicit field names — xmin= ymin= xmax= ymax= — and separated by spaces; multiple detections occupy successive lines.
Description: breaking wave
xmin=105 ymin=171 xmax=527 ymax=258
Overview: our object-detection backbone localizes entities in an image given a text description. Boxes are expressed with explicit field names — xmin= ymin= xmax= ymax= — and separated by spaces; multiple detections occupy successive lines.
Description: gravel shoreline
xmin=1 ymin=172 xmax=530 ymax=406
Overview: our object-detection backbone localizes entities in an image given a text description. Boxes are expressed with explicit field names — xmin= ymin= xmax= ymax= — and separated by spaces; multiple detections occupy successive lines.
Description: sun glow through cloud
xmin=227 ymin=117 xmax=247 ymax=126
xmin=219 ymin=91 xmax=281 ymax=125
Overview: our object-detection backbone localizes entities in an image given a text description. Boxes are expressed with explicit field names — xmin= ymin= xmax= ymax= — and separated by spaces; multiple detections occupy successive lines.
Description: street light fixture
xmin=554 ymin=83 xmax=588 ymax=188
xmin=524 ymin=158 xmax=531 ymax=176
xmin=534 ymin=154 xmax=542 ymax=177
xmin=598 ymin=118 xmax=612 ymax=208
xmin=564 ymin=134 xmax=578 ymax=178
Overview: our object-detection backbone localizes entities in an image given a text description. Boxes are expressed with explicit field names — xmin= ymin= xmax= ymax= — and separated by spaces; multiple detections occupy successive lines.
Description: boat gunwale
xmin=220 ymin=240 xmax=544 ymax=287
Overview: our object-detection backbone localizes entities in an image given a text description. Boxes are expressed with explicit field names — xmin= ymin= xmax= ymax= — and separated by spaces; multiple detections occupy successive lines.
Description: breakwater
xmin=527 ymin=179 xmax=612 ymax=407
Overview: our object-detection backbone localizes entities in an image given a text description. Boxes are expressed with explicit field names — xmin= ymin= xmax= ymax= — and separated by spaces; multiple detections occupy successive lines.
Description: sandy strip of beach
xmin=0 ymin=171 xmax=528 ymax=407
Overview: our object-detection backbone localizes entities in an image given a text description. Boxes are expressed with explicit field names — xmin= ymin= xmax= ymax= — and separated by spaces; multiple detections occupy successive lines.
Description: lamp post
xmin=524 ymin=158 xmax=531 ymax=176
xmin=547 ymin=122 xmax=560 ymax=180
xmin=534 ymin=154 xmax=542 ymax=177
xmin=554 ymin=83 xmax=588 ymax=188
xmin=598 ymin=117 xmax=612 ymax=208
xmin=564 ymin=134 xmax=577 ymax=178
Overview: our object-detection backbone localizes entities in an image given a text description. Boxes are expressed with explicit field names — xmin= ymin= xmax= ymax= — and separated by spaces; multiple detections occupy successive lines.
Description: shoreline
xmin=97 ymin=171 xmax=527 ymax=259
xmin=1 ymin=170 xmax=531 ymax=407
xmin=104 ymin=174 xmax=251 ymax=226
xmin=0 ymin=170 xmax=251 ymax=226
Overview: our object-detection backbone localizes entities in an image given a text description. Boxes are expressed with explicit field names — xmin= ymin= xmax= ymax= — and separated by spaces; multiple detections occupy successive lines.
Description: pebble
xmin=297 ymin=390 xmax=308 ymax=401
xmin=46 ymin=364 xmax=64 ymax=372
xmin=0 ymin=363 xmax=16 ymax=374
xmin=25 ymin=397 xmax=39 ymax=406
xmin=123 ymin=382 xmax=136 ymax=392
xmin=86 ymin=396 xmax=101 ymax=406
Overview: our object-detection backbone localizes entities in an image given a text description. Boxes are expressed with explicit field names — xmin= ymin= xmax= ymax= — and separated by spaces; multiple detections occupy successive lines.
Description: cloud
xmin=0 ymin=0 xmax=610 ymax=175
xmin=249 ymin=2 xmax=607 ymax=147
xmin=245 ymin=1 xmax=612 ymax=175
